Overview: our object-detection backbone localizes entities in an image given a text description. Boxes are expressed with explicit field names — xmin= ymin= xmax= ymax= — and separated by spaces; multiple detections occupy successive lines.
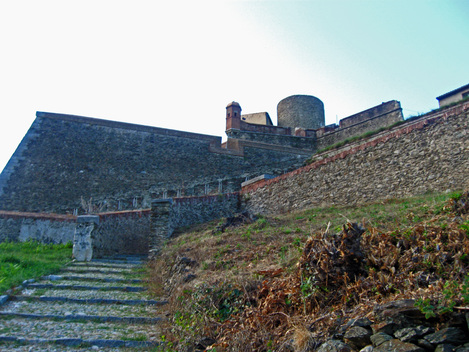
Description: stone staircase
xmin=0 ymin=256 xmax=166 ymax=351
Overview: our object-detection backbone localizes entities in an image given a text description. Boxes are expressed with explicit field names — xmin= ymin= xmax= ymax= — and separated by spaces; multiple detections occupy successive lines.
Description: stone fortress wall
xmin=242 ymin=100 xmax=469 ymax=215
xmin=225 ymin=98 xmax=402 ymax=152
xmin=1 ymin=92 xmax=467 ymax=256
xmin=0 ymin=96 xmax=402 ymax=216
xmin=0 ymin=112 xmax=311 ymax=214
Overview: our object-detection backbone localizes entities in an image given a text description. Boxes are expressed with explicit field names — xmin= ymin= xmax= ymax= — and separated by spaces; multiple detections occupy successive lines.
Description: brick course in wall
xmin=242 ymin=101 xmax=469 ymax=215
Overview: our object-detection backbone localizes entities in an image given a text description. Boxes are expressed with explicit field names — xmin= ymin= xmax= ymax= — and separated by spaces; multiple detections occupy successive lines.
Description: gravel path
xmin=0 ymin=256 xmax=165 ymax=351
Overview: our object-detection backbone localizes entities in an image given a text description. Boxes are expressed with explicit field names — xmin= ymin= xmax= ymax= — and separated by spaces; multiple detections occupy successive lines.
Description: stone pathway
xmin=0 ymin=256 xmax=166 ymax=351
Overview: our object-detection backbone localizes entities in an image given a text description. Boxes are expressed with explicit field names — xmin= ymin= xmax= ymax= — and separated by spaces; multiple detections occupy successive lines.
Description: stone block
xmin=73 ymin=216 xmax=99 ymax=262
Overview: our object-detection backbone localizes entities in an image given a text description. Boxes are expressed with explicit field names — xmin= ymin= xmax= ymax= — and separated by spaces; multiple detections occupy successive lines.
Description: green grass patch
xmin=0 ymin=240 xmax=72 ymax=294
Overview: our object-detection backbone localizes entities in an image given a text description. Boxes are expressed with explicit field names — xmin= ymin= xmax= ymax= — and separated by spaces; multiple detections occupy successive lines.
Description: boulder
xmin=344 ymin=326 xmax=372 ymax=350
xmin=425 ymin=327 xmax=467 ymax=346
xmin=394 ymin=326 xmax=434 ymax=342
xmin=435 ymin=344 xmax=456 ymax=352
xmin=374 ymin=339 xmax=425 ymax=352
xmin=371 ymin=332 xmax=393 ymax=347
xmin=317 ymin=340 xmax=353 ymax=352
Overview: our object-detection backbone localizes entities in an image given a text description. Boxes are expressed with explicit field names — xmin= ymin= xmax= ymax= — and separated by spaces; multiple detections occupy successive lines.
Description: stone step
xmin=53 ymin=271 xmax=136 ymax=281
xmin=0 ymin=300 xmax=160 ymax=319
xmin=0 ymin=311 xmax=162 ymax=324
xmin=24 ymin=283 xmax=147 ymax=292
xmin=0 ymin=337 xmax=160 ymax=350
xmin=0 ymin=317 xmax=162 ymax=346
xmin=71 ymin=261 xmax=143 ymax=269
xmin=91 ymin=258 xmax=145 ymax=265
xmin=41 ymin=274 xmax=143 ymax=283
xmin=10 ymin=295 xmax=167 ymax=306
xmin=61 ymin=266 xmax=135 ymax=274
xmin=20 ymin=287 xmax=153 ymax=301
xmin=35 ymin=278 xmax=143 ymax=288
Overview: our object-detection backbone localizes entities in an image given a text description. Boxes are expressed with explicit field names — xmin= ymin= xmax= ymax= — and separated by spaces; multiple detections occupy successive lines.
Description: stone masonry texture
xmin=0 ymin=112 xmax=310 ymax=214
xmin=0 ymin=212 xmax=76 ymax=244
xmin=242 ymin=103 xmax=469 ymax=215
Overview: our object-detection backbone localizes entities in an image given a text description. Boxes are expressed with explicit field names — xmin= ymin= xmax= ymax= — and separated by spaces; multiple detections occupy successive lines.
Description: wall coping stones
xmin=98 ymin=209 xmax=151 ymax=220
xmin=151 ymin=198 xmax=173 ymax=205
xmin=77 ymin=215 xmax=100 ymax=225
xmin=173 ymin=193 xmax=238 ymax=206
xmin=0 ymin=210 xmax=76 ymax=222
xmin=241 ymin=174 xmax=275 ymax=188
xmin=36 ymin=111 xmax=222 ymax=144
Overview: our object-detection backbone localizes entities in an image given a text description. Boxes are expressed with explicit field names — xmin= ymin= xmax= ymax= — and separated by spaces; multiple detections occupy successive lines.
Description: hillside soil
xmin=146 ymin=191 xmax=469 ymax=351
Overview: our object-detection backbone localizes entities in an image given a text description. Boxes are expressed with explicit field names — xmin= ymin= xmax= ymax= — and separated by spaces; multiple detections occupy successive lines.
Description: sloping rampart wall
xmin=242 ymin=101 xmax=469 ymax=215
xmin=0 ymin=112 xmax=310 ymax=214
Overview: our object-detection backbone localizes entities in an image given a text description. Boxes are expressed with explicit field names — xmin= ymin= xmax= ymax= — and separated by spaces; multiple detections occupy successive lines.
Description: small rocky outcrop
xmin=314 ymin=299 xmax=469 ymax=352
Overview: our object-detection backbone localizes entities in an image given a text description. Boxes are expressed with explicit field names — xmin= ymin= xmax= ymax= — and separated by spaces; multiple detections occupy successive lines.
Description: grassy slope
xmin=148 ymin=191 xmax=469 ymax=351
xmin=0 ymin=241 xmax=72 ymax=294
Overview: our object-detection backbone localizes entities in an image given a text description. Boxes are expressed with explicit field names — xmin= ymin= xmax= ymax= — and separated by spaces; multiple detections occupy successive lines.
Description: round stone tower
xmin=277 ymin=95 xmax=325 ymax=130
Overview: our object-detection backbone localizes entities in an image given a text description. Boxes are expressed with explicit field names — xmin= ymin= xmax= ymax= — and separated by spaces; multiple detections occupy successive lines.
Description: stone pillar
xmin=73 ymin=215 xmax=99 ymax=262
xmin=150 ymin=199 xmax=173 ymax=257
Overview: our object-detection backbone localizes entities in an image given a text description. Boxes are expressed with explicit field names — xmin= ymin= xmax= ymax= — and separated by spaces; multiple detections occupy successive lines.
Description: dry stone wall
xmin=242 ymin=102 xmax=469 ymax=215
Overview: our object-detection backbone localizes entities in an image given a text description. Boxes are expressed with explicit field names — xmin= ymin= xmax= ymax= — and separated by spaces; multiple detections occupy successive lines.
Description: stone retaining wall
xmin=94 ymin=210 xmax=152 ymax=257
xmin=0 ymin=193 xmax=240 ymax=256
xmin=149 ymin=193 xmax=240 ymax=253
xmin=242 ymin=101 xmax=469 ymax=215
xmin=170 ymin=193 xmax=239 ymax=231
xmin=0 ymin=211 xmax=76 ymax=244
xmin=0 ymin=209 xmax=151 ymax=257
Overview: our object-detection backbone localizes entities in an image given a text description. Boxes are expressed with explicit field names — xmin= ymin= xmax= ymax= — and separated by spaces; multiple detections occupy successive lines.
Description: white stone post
xmin=73 ymin=215 xmax=99 ymax=262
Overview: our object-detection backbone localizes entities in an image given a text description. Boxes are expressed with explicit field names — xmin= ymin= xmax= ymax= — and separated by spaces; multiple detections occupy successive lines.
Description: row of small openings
xmin=72 ymin=179 xmax=236 ymax=214
xmin=159 ymin=180 xmax=226 ymax=199
xmin=72 ymin=197 xmax=142 ymax=215
xmin=227 ymin=112 xmax=238 ymax=118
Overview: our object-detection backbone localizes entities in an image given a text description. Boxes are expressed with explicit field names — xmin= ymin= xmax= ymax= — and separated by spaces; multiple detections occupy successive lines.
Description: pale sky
xmin=1 ymin=0 xmax=468 ymax=172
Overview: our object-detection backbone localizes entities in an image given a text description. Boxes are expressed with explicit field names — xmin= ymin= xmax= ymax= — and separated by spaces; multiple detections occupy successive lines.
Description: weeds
xmin=146 ymin=190 xmax=468 ymax=351
xmin=0 ymin=240 xmax=72 ymax=294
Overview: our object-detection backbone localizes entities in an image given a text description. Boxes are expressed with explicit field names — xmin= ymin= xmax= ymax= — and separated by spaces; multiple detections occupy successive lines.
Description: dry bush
xmin=147 ymin=192 xmax=469 ymax=351
xmin=212 ymin=203 xmax=469 ymax=350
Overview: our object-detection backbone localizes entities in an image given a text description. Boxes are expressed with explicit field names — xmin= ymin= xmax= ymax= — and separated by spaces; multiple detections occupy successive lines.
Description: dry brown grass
xmin=146 ymin=191 xmax=469 ymax=351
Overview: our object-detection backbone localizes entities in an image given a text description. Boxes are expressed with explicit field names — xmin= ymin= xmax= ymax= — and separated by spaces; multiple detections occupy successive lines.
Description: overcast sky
xmin=1 ymin=0 xmax=468 ymax=172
